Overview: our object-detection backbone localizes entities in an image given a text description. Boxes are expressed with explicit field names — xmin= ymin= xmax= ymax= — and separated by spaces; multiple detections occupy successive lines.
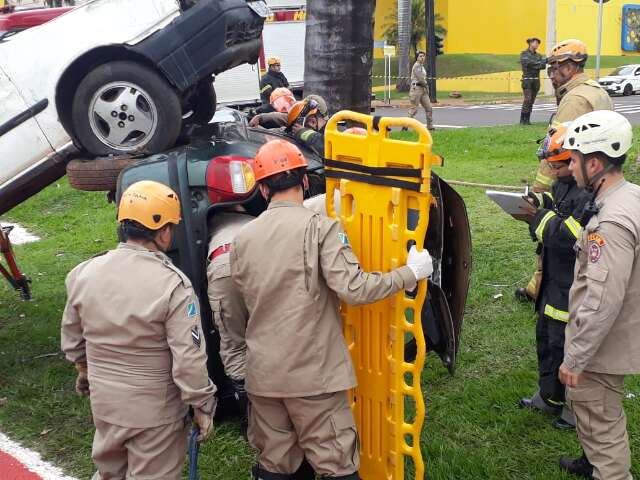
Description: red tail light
xmin=206 ymin=156 xmax=257 ymax=204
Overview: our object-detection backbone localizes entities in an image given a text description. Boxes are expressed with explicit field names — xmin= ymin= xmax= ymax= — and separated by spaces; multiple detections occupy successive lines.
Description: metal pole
xmin=384 ymin=55 xmax=388 ymax=103
xmin=384 ymin=54 xmax=390 ymax=103
xmin=425 ymin=0 xmax=436 ymax=102
xmin=596 ymin=0 xmax=604 ymax=80
xmin=387 ymin=55 xmax=392 ymax=103
xmin=545 ymin=0 xmax=557 ymax=96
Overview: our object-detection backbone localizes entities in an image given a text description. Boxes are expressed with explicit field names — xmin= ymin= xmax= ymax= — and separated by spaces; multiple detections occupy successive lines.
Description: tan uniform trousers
xmin=567 ymin=371 xmax=632 ymax=480
xmin=91 ymin=417 xmax=189 ymax=480
xmin=248 ymin=390 xmax=359 ymax=476
xmin=208 ymin=270 xmax=248 ymax=381
xmin=408 ymin=85 xmax=434 ymax=128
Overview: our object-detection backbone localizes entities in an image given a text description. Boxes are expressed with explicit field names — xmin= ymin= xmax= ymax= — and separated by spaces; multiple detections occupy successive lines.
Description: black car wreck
xmin=110 ymin=111 xmax=472 ymax=418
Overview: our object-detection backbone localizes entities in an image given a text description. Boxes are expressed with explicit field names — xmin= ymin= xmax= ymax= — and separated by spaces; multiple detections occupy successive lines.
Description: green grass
xmin=374 ymin=89 xmax=553 ymax=104
xmin=2 ymin=126 xmax=640 ymax=479
xmin=373 ymin=53 xmax=640 ymax=87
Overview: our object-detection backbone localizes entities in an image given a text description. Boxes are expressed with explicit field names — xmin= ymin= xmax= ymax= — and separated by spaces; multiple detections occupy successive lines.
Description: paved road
xmin=375 ymin=95 xmax=640 ymax=128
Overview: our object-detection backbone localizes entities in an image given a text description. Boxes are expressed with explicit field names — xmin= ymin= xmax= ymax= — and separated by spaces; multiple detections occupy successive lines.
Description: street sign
xmin=383 ymin=45 xmax=396 ymax=56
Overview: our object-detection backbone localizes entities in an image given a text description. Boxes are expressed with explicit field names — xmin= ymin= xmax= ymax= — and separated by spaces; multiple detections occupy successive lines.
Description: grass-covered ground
xmin=373 ymin=89 xmax=553 ymax=104
xmin=373 ymin=53 xmax=640 ymax=86
xmin=1 ymin=125 xmax=640 ymax=479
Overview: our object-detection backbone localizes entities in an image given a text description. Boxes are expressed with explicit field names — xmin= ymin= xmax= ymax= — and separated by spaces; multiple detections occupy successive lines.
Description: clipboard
xmin=486 ymin=190 xmax=531 ymax=219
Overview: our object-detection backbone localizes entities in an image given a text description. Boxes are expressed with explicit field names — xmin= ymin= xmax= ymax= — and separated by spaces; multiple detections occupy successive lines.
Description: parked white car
xmin=598 ymin=64 xmax=640 ymax=96
xmin=0 ymin=0 xmax=267 ymax=214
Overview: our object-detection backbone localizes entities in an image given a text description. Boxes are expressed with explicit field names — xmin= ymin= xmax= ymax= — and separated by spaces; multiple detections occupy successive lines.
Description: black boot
xmin=518 ymin=390 xmax=562 ymax=415
xmin=514 ymin=287 xmax=534 ymax=303
xmin=553 ymin=406 xmax=576 ymax=430
xmin=559 ymin=454 xmax=594 ymax=479
xmin=252 ymin=465 xmax=294 ymax=480
xmin=519 ymin=111 xmax=531 ymax=125
xmin=291 ymin=459 xmax=316 ymax=480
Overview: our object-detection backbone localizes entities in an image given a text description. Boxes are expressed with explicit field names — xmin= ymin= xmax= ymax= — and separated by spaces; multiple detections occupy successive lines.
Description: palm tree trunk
xmin=303 ymin=0 xmax=374 ymax=114
xmin=396 ymin=0 xmax=411 ymax=91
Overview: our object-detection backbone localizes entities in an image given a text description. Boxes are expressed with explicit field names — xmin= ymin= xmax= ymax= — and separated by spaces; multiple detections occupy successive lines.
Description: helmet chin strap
xmin=580 ymin=153 xmax=615 ymax=193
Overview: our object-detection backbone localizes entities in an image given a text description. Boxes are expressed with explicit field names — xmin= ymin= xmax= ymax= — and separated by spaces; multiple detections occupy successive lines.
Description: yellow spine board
xmin=325 ymin=112 xmax=435 ymax=480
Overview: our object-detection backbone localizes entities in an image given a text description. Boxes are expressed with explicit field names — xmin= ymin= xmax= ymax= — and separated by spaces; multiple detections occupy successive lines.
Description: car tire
xmin=624 ymin=84 xmax=633 ymax=96
xmin=71 ymin=61 xmax=182 ymax=156
xmin=184 ymin=79 xmax=217 ymax=125
xmin=66 ymin=157 xmax=140 ymax=192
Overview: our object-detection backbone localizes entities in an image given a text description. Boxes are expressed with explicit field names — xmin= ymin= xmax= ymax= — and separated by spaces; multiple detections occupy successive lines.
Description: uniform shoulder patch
xmin=191 ymin=325 xmax=201 ymax=348
xmin=187 ymin=301 xmax=198 ymax=318
xmin=338 ymin=231 xmax=349 ymax=245
xmin=588 ymin=232 xmax=605 ymax=263
xmin=588 ymin=232 xmax=606 ymax=246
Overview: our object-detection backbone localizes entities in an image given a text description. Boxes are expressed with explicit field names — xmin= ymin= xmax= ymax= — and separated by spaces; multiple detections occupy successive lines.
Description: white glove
xmin=406 ymin=245 xmax=433 ymax=281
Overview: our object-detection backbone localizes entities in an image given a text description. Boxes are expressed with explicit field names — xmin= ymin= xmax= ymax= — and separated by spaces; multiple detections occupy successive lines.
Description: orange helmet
xmin=344 ymin=127 xmax=367 ymax=135
xmin=254 ymin=139 xmax=308 ymax=182
xmin=287 ymin=100 xmax=309 ymax=127
xmin=267 ymin=56 xmax=281 ymax=66
xmin=287 ymin=95 xmax=328 ymax=126
xmin=270 ymin=87 xmax=295 ymax=113
xmin=548 ymin=39 xmax=588 ymax=64
xmin=538 ymin=126 xmax=571 ymax=163
xmin=118 ymin=180 xmax=181 ymax=230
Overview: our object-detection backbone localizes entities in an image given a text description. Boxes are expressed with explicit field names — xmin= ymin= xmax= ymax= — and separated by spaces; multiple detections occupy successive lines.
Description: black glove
xmin=525 ymin=192 xmax=542 ymax=208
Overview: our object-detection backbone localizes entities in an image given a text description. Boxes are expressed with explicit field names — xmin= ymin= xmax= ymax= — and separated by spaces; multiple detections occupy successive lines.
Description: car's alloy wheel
xmin=89 ymin=82 xmax=158 ymax=151
xmin=624 ymin=83 xmax=633 ymax=96
xmin=71 ymin=61 xmax=181 ymax=156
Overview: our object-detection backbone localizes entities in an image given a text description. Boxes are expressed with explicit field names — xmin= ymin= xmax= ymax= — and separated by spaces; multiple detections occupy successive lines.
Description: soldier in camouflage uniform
xmin=408 ymin=51 xmax=434 ymax=130
xmin=519 ymin=37 xmax=547 ymax=126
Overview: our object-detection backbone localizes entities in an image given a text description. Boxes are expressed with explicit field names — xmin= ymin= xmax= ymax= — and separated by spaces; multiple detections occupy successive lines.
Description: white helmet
xmin=562 ymin=110 xmax=633 ymax=160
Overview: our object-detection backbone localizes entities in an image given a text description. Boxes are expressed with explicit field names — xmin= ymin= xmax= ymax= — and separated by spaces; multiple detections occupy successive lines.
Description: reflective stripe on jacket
xmin=530 ymin=177 xmax=591 ymax=322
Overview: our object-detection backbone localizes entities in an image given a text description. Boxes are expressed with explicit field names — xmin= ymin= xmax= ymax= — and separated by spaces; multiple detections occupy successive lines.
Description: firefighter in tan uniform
xmin=516 ymin=39 xmax=613 ymax=303
xmin=230 ymin=140 xmax=433 ymax=480
xmin=61 ymin=181 xmax=216 ymax=480
xmin=207 ymin=209 xmax=252 ymax=416
xmin=537 ymin=39 xmax=613 ymax=197
xmin=557 ymin=111 xmax=640 ymax=480
xmin=408 ymin=51 xmax=434 ymax=130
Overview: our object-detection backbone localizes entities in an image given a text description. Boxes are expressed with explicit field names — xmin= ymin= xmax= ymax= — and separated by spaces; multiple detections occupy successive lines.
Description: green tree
xmin=384 ymin=0 xmax=447 ymax=59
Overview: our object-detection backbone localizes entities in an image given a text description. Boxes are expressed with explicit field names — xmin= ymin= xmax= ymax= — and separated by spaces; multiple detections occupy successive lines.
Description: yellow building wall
xmin=374 ymin=0 xmax=638 ymax=57
xmin=556 ymin=0 xmax=638 ymax=56
xmin=374 ymin=0 xmax=397 ymax=58
xmin=442 ymin=0 xmax=548 ymax=54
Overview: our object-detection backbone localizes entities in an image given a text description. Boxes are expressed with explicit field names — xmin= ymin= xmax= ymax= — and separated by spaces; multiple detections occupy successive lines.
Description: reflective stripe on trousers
xmin=544 ymin=304 xmax=569 ymax=322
